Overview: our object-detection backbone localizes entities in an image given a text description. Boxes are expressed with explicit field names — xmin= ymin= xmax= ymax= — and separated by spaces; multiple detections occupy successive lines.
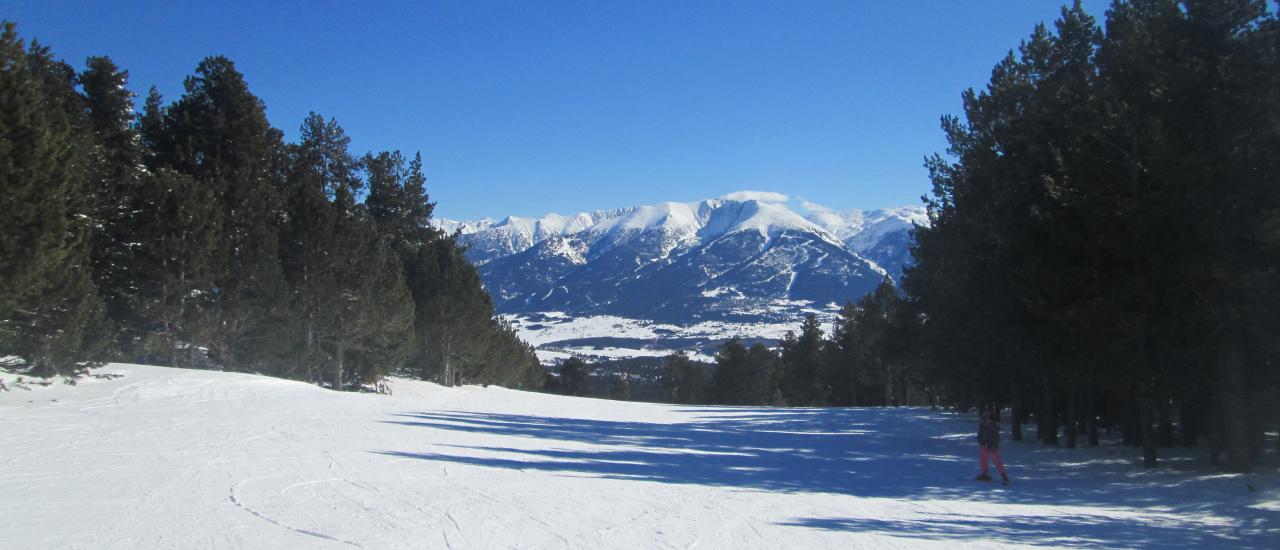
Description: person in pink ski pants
xmin=977 ymin=411 xmax=1009 ymax=484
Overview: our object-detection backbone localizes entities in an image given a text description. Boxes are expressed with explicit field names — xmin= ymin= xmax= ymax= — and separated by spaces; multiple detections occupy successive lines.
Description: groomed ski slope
xmin=1 ymin=364 xmax=1276 ymax=549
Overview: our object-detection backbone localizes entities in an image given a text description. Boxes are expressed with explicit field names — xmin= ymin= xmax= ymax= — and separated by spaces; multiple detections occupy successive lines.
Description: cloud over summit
xmin=721 ymin=190 xmax=789 ymax=203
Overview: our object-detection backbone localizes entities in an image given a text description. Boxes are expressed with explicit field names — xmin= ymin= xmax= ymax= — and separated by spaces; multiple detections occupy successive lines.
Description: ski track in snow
xmin=1 ymin=364 xmax=1277 ymax=549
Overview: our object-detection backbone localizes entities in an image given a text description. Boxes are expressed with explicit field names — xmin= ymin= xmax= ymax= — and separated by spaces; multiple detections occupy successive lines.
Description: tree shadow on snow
xmin=780 ymin=511 xmax=1272 ymax=549
xmin=371 ymin=407 xmax=1278 ymax=548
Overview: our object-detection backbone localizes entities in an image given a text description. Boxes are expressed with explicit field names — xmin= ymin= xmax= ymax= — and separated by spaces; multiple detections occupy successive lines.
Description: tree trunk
xmin=334 ymin=342 xmax=345 ymax=391
xmin=1067 ymin=375 xmax=1078 ymax=449
xmin=1218 ymin=336 xmax=1252 ymax=472
xmin=442 ymin=334 xmax=453 ymax=387
xmin=1087 ymin=381 xmax=1099 ymax=447
xmin=1180 ymin=399 xmax=1198 ymax=448
xmin=1158 ymin=397 xmax=1175 ymax=446
xmin=1141 ymin=385 xmax=1157 ymax=468
xmin=305 ymin=322 xmax=315 ymax=383
xmin=883 ymin=363 xmax=892 ymax=406
xmin=1042 ymin=371 xmax=1058 ymax=446
xmin=849 ymin=363 xmax=858 ymax=406
xmin=1011 ymin=373 xmax=1023 ymax=442
xmin=1123 ymin=385 xmax=1140 ymax=447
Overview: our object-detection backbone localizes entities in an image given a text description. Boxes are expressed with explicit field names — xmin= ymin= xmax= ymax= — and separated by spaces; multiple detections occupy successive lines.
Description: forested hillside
xmin=0 ymin=22 xmax=542 ymax=390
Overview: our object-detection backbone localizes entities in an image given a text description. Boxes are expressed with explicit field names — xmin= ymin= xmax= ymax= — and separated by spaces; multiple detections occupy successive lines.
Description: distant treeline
xmin=0 ymin=22 xmax=542 ymax=390
xmin=551 ymin=280 xmax=921 ymax=408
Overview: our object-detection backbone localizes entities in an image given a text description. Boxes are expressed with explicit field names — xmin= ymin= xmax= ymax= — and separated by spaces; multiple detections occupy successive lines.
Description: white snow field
xmin=2 ymin=365 xmax=1277 ymax=549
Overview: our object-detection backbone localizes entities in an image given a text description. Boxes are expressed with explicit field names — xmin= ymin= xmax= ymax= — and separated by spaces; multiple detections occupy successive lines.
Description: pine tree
xmin=662 ymin=352 xmax=707 ymax=404
xmin=157 ymin=56 xmax=289 ymax=371
xmin=827 ymin=302 xmax=861 ymax=406
xmin=280 ymin=113 xmax=413 ymax=389
xmin=780 ymin=314 xmax=828 ymax=406
xmin=365 ymin=150 xmax=440 ymax=264
xmin=124 ymin=168 xmax=220 ymax=366
xmin=78 ymin=55 xmax=144 ymax=353
xmin=405 ymin=235 xmax=497 ymax=386
xmin=0 ymin=22 xmax=107 ymax=375
xmin=558 ymin=356 xmax=591 ymax=397
xmin=709 ymin=338 xmax=780 ymax=405
xmin=324 ymin=204 xmax=414 ymax=390
xmin=279 ymin=113 xmax=350 ymax=381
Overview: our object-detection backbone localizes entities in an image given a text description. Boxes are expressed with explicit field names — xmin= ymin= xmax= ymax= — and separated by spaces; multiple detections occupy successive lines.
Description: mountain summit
xmin=438 ymin=195 xmax=925 ymax=323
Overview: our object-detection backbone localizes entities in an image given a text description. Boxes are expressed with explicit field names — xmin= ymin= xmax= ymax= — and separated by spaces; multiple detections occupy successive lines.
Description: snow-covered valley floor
xmin=2 ymin=364 xmax=1276 ymax=549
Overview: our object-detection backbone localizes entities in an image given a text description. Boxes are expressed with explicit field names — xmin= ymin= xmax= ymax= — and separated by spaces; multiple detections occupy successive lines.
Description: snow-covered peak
xmin=435 ymin=217 xmax=499 ymax=235
xmin=801 ymin=204 xmax=927 ymax=252
xmin=445 ymin=195 xmax=924 ymax=269
xmin=698 ymin=199 xmax=839 ymax=243
xmin=591 ymin=201 xmax=703 ymax=236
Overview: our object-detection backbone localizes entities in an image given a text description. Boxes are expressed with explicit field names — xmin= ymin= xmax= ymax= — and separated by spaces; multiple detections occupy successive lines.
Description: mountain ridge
xmin=436 ymin=195 xmax=926 ymax=323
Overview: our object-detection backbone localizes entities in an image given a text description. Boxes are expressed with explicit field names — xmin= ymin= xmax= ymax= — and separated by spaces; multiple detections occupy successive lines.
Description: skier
xmin=976 ymin=410 xmax=1009 ymax=485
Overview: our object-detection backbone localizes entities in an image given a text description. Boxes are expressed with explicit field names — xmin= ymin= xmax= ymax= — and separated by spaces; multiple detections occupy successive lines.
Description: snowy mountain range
xmin=437 ymin=193 xmax=927 ymax=323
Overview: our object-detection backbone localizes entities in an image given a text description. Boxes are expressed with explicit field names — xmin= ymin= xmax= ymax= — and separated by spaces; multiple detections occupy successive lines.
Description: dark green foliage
xmin=406 ymin=237 xmax=487 ymax=384
xmin=325 ymin=208 xmax=414 ymax=390
xmin=278 ymin=113 xmax=414 ymax=389
xmin=364 ymin=147 xmax=541 ymax=390
xmin=154 ymin=56 xmax=290 ymax=371
xmin=828 ymin=279 xmax=921 ymax=407
xmin=122 ymin=168 xmax=220 ymax=367
xmin=558 ymin=356 xmax=592 ymax=397
xmin=780 ymin=314 xmax=828 ymax=406
xmin=662 ymin=352 xmax=708 ymax=404
xmin=1 ymin=26 xmax=541 ymax=392
xmin=710 ymin=338 xmax=781 ymax=405
xmin=607 ymin=374 xmax=631 ymax=400
xmin=366 ymin=151 xmax=440 ymax=262
xmin=905 ymin=1 xmax=1280 ymax=471
xmin=79 ymin=56 xmax=142 ymax=339
xmin=0 ymin=22 xmax=107 ymax=376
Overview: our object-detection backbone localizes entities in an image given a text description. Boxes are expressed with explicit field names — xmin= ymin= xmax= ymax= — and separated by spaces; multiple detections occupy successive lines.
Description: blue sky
xmin=7 ymin=0 xmax=1107 ymax=220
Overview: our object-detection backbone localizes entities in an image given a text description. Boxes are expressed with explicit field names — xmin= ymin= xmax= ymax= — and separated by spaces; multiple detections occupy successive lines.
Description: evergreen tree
xmin=280 ymin=113 xmax=413 ymax=389
xmin=827 ymin=302 xmax=862 ymax=406
xmin=324 ymin=204 xmax=414 ymax=390
xmin=710 ymin=338 xmax=780 ymax=405
xmin=79 ymin=56 xmax=143 ymax=344
xmin=405 ymin=236 xmax=494 ymax=386
xmin=157 ymin=56 xmax=289 ymax=371
xmin=0 ymin=22 xmax=107 ymax=375
xmin=662 ymin=352 xmax=707 ymax=404
xmin=279 ymin=113 xmax=350 ymax=381
xmin=710 ymin=338 xmax=750 ymax=404
xmin=123 ymin=167 xmax=220 ymax=367
xmin=780 ymin=314 xmax=828 ymax=406
xmin=607 ymin=374 xmax=631 ymax=400
xmin=365 ymin=150 xmax=440 ymax=263
xmin=558 ymin=356 xmax=592 ymax=397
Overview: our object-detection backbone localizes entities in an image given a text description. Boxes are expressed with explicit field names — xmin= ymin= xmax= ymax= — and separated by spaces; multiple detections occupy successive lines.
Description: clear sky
xmin=7 ymin=0 xmax=1108 ymax=220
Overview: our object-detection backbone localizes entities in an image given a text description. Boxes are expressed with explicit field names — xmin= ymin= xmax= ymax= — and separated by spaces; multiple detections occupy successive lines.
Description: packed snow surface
xmin=2 ymin=364 xmax=1276 ymax=549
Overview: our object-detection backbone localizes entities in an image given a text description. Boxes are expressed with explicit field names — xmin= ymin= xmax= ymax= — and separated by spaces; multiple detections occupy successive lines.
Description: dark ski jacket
xmin=978 ymin=421 xmax=1000 ymax=450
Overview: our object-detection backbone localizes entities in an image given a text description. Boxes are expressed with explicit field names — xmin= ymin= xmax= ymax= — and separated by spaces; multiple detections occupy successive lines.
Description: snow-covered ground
xmin=2 ymin=364 xmax=1276 ymax=549
xmin=505 ymin=312 xmax=817 ymax=364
